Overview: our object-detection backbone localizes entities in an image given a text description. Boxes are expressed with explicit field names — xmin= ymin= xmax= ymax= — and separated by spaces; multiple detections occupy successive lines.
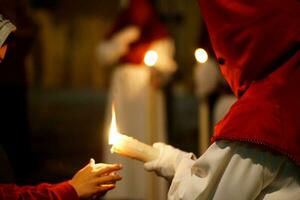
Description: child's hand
xmin=69 ymin=159 xmax=122 ymax=199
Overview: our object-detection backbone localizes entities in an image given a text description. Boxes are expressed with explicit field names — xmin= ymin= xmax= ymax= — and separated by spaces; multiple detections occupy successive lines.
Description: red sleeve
xmin=0 ymin=181 xmax=79 ymax=200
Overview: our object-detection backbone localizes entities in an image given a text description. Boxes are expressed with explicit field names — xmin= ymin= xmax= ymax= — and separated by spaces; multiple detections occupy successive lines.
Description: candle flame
xmin=195 ymin=48 xmax=208 ymax=63
xmin=108 ymin=104 xmax=122 ymax=145
xmin=144 ymin=50 xmax=158 ymax=67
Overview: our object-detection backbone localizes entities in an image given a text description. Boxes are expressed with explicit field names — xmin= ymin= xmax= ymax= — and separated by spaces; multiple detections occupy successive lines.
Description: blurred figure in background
xmin=193 ymin=26 xmax=236 ymax=154
xmin=96 ymin=0 xmax=176 ymax=199
xmin=193 ymin=27 xmax=236 ymax=127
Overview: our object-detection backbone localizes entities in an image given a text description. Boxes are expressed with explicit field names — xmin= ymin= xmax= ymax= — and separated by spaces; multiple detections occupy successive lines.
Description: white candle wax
xmin=110 ymin=133 xmax=159 ymax=162
xmin=108 ymin=103 xmax=159 ymax=162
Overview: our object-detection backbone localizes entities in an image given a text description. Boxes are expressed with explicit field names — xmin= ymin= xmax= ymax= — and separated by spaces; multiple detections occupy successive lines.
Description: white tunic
xmin=169 ymin=141 xmax=300 ymax=200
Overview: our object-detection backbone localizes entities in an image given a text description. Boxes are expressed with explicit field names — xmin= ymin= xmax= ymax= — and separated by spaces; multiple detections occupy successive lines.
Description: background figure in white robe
xmin=193 ymin=46 xmax=236 ymax=154
xmin=96 ymin=0 xmax=176 ymax=199
xmin=193 ymin=47 xmax=236 ymax=126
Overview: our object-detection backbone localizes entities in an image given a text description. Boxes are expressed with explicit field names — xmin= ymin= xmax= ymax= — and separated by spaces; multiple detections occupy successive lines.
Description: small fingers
xmin=98 ymin=183 xmax=116 ymax=192
xmin=95 ymin=174 xmax=122 ymax=184
xmin=90 ymin=158 xmax=95 ymax=166
xmin=93 ymin=163 xmax=105 ymax=169
xmin=90 ymin=160 xmax=113 ymax=169
xmin=95 ymin=164 xmax=122 ymax=175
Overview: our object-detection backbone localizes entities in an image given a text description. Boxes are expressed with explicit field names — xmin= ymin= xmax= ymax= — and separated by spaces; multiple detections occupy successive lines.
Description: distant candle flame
xmin=195 ymin=48 xmax=208 ymax=63
xmin=108 ymin=104 xmax=122 ymax=145
xmin=144 ymin=50 xmax=158 ymax=67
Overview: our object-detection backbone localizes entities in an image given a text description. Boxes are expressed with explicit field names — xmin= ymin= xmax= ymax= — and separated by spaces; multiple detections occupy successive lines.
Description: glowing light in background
xmin=144 ymin=50 xmax=158 ymax=67
xmin=195 ymin=48 xmax=208 ymax=63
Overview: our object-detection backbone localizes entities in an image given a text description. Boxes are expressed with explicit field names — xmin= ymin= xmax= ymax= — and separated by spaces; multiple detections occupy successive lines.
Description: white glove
xmin=96 ymin=40 xmax=127 ymax=65
xmin=95 ymin=26 xmax=140 ymax=66
xmin=144 ymin=143 xmax=195 ymax=181
xmin=112 ymin=26 xmax=140 ymax=45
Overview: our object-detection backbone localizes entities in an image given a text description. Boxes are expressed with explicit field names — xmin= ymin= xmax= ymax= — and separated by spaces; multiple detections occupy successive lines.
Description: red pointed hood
xmin=198 ymin=0 xmax=299 ymax=97
xmin=198 ymin=0 xmax=300 ymax=166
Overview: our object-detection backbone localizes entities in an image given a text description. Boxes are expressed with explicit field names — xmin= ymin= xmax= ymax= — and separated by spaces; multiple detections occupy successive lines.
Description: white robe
xmin=168 ymin=140 xmax=300 ymax=200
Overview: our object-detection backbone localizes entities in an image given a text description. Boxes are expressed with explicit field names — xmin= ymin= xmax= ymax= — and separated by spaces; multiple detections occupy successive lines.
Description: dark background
xmin=0 ymin=0 xmax=209 ymax=185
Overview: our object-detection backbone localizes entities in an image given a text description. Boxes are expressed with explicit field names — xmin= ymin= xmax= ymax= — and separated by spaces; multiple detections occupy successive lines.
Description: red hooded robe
xmin=197 ymin=0 xmax=300 ymax=165
xmin=107 ymin=0 xmax=169 ymax=64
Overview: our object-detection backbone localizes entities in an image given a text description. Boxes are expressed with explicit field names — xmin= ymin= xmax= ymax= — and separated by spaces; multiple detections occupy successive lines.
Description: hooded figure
xmin=144 ymin=0 xmax=300 ymax=199
xmin=96 ymin=0 xmax=176 ymax=199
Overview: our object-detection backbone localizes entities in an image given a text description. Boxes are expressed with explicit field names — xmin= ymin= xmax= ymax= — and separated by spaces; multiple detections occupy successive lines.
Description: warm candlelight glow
xmin=195 ymin=48 xmax=208 ymax=63
xmin=107 ymin=104 xmax=160 ymax=162
xmin=144 ymin=50 xmax=158 ymax=67
xmin=108 ymin=104 xmax=122 ymax=145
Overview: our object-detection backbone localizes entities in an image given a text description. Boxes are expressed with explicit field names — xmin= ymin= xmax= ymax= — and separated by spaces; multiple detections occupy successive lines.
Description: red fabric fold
xmin=198 ymin=0 xmax=300 ymax=165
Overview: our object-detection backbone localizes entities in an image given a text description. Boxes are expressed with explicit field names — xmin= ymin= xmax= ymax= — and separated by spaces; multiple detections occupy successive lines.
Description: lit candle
xmin=144 ymin=50 xmax=158 ymax=67
xmin=195 ymin=48 xmax=208 ymax=64
xmin=109 ymin=105 xmax=159 ymax=162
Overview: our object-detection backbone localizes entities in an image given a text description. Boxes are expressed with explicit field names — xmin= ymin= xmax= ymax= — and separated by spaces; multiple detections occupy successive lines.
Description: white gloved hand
xmin=96 ymin=26 xmax=140 ymax=66
xmin=112 ymin=26 xmax=140 ymax=45
xmin=96 ymin=40 xmax=127 ymax=65
xmin=144 ymin=143 xmax=195 ymax=181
